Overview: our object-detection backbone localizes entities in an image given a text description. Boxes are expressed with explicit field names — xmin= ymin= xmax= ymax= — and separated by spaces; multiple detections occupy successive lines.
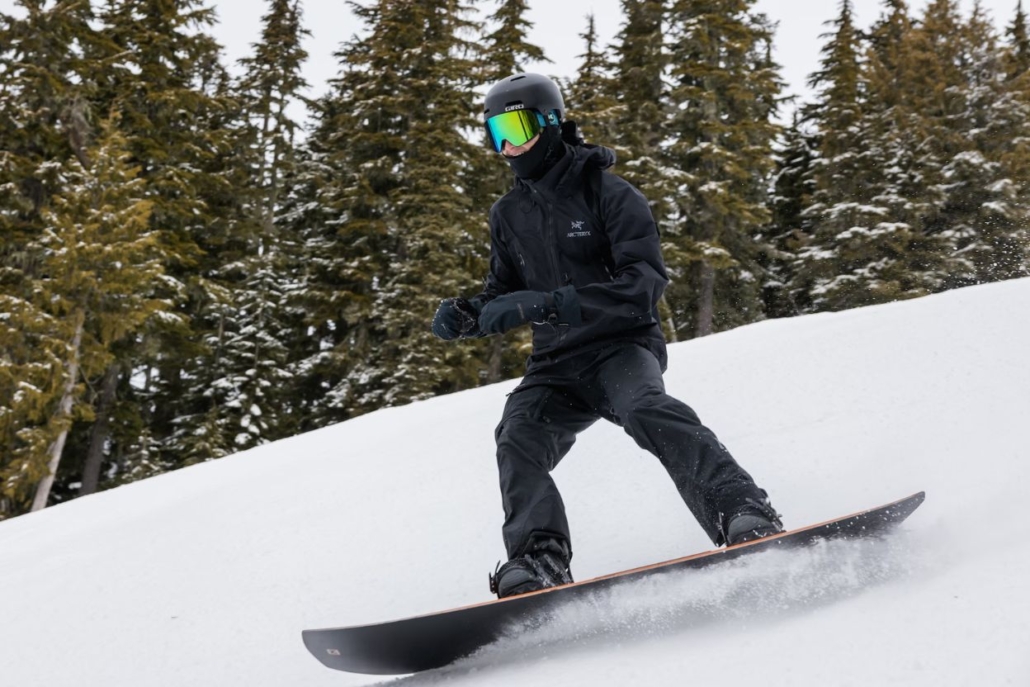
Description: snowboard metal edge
xmin=302 ymin=490 xmax=925 ymax=675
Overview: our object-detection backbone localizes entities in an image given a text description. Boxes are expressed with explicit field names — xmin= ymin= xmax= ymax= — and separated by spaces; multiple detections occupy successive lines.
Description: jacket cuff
xmin=467 ymin=294 xmax=488 ymax=313
xmin=552 ymin=285 xmax=583 ymax=327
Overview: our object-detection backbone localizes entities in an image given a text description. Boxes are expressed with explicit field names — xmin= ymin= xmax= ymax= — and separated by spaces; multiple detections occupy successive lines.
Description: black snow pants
xmin=494 ymin=342 xmax=767 ymax=561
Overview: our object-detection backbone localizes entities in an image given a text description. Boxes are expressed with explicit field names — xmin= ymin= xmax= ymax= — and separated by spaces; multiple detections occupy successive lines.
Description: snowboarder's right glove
xmin=432 ymin=297 xmax=481 ymax=340
xmin=478 ymin=286 xmax=582 ymax=335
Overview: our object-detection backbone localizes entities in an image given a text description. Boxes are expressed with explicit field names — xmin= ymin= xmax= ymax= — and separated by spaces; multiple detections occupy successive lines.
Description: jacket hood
xmin=554 ymin=142 xmax=616 ymax=197
xmin=515 ymin=141 xmax=616 ymax=198
xmin=576 ymin=142 xmax=617 ymax=171
xmin=559 ymin=120 xmax=616 ymax=172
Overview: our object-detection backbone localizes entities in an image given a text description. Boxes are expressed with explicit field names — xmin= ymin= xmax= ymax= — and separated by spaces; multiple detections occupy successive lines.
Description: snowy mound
xmin=3 ymin=278 xmax=1029 ymax=686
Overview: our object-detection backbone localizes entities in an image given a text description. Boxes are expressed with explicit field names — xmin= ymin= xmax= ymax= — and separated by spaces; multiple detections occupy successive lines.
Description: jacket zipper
xmin=530 ymin=187 xmax=563 ymax=289
xmin=529 ymin=186 xmax=569 ymax=347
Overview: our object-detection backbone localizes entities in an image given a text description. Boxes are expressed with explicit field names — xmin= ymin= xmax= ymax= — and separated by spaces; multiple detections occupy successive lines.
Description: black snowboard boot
xmin=489 ymin=538 xmax=573 ymax=599
xmin=724 ymin=495 xmax=784 ymax=546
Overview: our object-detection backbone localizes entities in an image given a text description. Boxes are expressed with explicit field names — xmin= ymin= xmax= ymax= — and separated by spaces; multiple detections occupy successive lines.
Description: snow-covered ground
xmin=3 ymin=279 xmax=1030 ymax=686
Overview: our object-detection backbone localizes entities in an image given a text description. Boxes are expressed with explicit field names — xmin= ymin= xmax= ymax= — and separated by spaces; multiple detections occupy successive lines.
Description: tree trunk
xmin=63 ymin=96 xmax=93 ymax=170
xmin=695 ymin=261 xmax=715 ymax=338
xmin=486 ymin=337 xmax=504 ymax=384
xmin=659 ymin=296 xmax=678 ymax=343
xmin=31 ymin=309 xmax=85 ymax=512
xmin=79 ymin=361 xmax=121 ymax=496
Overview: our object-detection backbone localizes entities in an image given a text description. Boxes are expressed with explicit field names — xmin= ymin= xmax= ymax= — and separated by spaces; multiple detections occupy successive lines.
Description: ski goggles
xmin=485 ymin=109 xmax=547 ymax=153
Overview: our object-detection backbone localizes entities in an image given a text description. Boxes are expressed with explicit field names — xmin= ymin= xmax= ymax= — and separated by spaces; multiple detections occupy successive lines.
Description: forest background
xmin=1 ymin=0 xmax=1028 ymax=520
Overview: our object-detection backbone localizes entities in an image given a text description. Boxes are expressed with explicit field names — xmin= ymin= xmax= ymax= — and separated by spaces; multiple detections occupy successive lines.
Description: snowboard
xmin=302 ymin=491 xmax=925 ymax=675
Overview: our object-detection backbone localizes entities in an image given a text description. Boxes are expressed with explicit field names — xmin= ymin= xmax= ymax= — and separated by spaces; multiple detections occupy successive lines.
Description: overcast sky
xmin=204 ymin=0 xmax=1022 ymax=108
xmin=1 ymin=0 xmax=1023 ymax=115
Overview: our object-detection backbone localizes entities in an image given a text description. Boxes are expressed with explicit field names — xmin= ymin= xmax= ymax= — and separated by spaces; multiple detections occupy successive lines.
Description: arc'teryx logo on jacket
xmin=568 ymin=220 xmax=591 ymax=238
xmin=471 ymin=142 xmax=670 ymax=373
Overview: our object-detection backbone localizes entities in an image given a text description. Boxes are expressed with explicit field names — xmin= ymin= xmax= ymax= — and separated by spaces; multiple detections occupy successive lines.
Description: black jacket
xmin=472 ymin=142 xmax=670 ymax=372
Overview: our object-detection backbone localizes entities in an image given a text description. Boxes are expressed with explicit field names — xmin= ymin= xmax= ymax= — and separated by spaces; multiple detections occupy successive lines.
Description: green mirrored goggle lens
xmin=486 ymin=109 xmax=545 ymax=152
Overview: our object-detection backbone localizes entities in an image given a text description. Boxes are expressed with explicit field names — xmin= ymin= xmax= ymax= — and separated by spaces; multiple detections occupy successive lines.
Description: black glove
xmin=478 ymin=286 xmax=582 ymax=335
xmin=432 ymin=297 xmax=480 ymax=340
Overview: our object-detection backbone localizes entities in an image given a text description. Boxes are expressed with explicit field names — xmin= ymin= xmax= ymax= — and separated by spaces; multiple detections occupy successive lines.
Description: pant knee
xmin=496 ymin=416 xmax=555 ymax=471
xmin=619 ymin=388 xmax=699 ymax=430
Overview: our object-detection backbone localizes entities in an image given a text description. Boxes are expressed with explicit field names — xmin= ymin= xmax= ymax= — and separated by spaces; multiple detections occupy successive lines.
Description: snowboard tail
xmin=302 ymin=491 xmax=925 ymax=675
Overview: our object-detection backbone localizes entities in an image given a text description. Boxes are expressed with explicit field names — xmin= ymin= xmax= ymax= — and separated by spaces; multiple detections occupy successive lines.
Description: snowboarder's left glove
xmin=478 ymin=286 xmax=582 ymax=335
xmin=432 ymin=297 xmax=481 ymax=340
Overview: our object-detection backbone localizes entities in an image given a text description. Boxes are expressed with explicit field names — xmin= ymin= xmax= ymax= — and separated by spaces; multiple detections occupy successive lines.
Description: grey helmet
xmin=483 ymin=73 xmax=565 ymax=127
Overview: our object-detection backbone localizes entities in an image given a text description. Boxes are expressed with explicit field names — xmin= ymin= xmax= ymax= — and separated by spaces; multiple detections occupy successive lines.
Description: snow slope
xmin=3 ymin=279 xmax=1030 ymax=687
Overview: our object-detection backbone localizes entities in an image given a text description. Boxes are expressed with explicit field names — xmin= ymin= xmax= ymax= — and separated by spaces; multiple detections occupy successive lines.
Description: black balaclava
xmin=505 ymin=123 xmax=567 ymax=181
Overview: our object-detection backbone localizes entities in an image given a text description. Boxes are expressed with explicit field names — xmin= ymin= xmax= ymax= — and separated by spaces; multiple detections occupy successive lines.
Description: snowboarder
xmin=432 ymin=73 xmax=783 ymax=598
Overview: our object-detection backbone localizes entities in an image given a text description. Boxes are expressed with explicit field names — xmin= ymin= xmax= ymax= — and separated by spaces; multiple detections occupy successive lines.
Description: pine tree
xmin=0 ymin=0 xmax=108 ymax=338
xmin=608 ymin=0 xmax=676 ymax=227
xmin=865 ymin=0 xmax=913 ymax=95
xmin=793 ymin=0 xmax=896 ymax=311
xmin=1006 ymin=0 xmax=1030 ymax=78
xmin=943 ymin=2 xmax=1030 ymax=284
xmin=287 ymin=1 xmax=409 ymax=426
xmin=195 ymin=0 xmax=311 ymax=453
xmin=356 ymin=0 xmax=487 ymax=410
xmin=237 ymin=0 xmax=309 ymax=233
xmin=18 ymin=119 xmax=164 ymax=511
xmin=871 ymin=0 xmax=971 ymax=293
xmin=0 ymin=0 xmax=107 ymax=218
xmin=96 ymin=0 xmax=244 ymax=464
xmin=1001 ymin=0 xmax=1030 ymax=280
xmin=481 ymin=0 xmax=549 ymax=82
xmin=807 ymin=0 xmax=862 ymax=134
xmin=663 ymin=0 xmax=783 ymax=337
xmin=292 ymin=0 xmax=489 ymax=423
xmin=564 ymin=13 xmax=619 ymax=146
xmin=780 ymin=1 xmax=863 ymax=315
xmin=0 ymin=0 xmax=118 ymax=516
xmin=274 ymin=139 xmax=338 ymax=431
xmin=910 ymin=0 xmax=968 ymax=198
xmin=0 ymin=296 xmax=66 ymax=518
xmin=758 ymin=113 xmax=817 ymax=318
xmin=797 ymin=0 xmax=960 ymax=311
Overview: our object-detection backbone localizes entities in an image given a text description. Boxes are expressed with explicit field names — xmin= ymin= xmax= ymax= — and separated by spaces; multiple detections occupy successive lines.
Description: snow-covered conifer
xmin=663 ymin=0 xmax=782 ymax=337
